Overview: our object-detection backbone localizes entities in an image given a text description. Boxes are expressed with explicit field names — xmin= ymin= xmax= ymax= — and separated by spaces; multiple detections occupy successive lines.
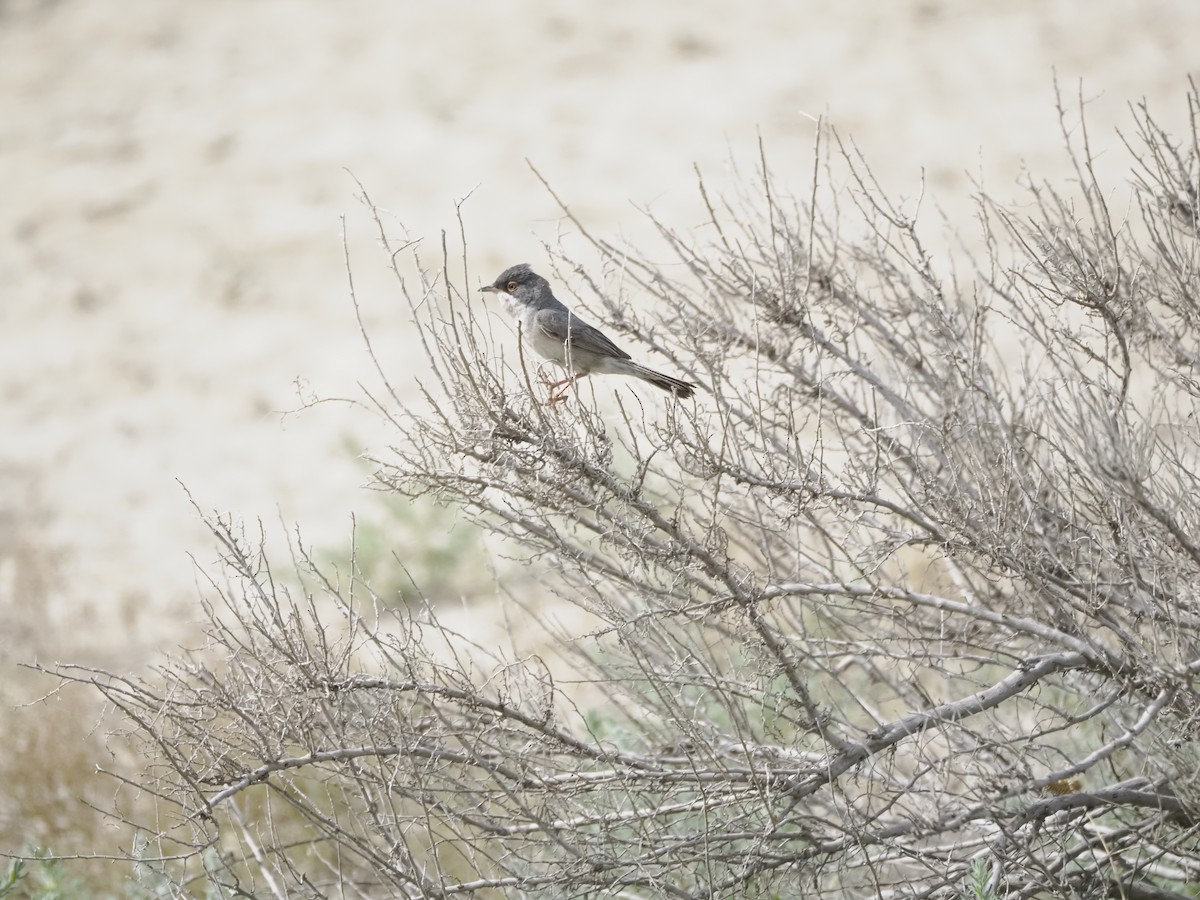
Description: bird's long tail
xmin=627 ymin=363 xmax=697 ymax=399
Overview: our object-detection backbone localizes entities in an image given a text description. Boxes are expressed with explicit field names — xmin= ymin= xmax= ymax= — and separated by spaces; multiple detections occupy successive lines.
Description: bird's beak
xmin=480 ymin=284 xmax=498 ymax=293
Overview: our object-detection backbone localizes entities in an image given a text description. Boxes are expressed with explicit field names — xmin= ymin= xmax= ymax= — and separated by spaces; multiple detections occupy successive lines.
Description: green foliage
xmin=324 ymin=490 xmax=491 ymax=607
xmin=964 ymin=858 xmax=998 ymax=900
xmin=1 ymin=851 xmax=82 ymax=900
xmin=0 ymin=845 xmax=239 ymax=900
xmin=0 ymin=859 xmax=25 ymax=900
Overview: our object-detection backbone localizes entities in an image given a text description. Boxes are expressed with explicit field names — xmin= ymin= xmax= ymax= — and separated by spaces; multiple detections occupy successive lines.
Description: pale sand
xmin=0 ymin=0 xmax=1195 ymax=665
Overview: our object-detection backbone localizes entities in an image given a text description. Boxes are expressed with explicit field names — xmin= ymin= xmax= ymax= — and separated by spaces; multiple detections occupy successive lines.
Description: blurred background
xmin=0 ymin=0 xmax=1196 ymax=861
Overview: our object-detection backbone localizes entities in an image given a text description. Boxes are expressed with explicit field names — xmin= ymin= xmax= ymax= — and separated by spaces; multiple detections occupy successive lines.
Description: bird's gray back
xmin=533 ymin=307 xmax=631 ymax=361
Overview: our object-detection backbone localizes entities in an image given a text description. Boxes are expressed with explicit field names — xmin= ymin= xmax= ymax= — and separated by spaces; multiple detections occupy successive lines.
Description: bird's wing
xmin=534 ymin=308 xmax=631 ymax=361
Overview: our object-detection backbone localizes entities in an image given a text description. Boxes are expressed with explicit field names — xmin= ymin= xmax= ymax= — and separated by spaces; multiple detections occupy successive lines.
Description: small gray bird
xmin=481 ymin=264 xmax=696 ymax=402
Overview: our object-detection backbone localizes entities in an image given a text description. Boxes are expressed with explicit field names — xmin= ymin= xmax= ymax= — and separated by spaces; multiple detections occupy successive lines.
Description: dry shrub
xmin=54 ymin=82 xmax=1200 ymax=898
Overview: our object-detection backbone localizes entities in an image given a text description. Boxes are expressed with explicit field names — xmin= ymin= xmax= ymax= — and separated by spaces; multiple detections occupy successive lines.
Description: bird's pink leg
xmin=548 ymin=376 xmax=576 ymax=404
xmin=533 ymin=366 xmax=583 ymax=404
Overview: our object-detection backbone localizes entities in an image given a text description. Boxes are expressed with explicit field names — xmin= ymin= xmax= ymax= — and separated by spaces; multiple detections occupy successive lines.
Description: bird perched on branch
xmin=481 ymin=263 xmax=696 ymax=403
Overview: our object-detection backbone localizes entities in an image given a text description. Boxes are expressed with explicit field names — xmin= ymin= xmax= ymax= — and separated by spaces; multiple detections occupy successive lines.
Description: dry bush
xmin=54 ymin=82 xmax=1200 ymax=898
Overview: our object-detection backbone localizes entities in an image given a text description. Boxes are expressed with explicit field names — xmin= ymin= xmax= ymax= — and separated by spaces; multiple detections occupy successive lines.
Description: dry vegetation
xmin=36 ymin=83 xmax=1200 ymax=898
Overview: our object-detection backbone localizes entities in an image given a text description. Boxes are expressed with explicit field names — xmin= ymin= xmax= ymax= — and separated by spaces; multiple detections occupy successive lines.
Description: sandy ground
xmin=0 ymin=0 xmax=1196 ymax=672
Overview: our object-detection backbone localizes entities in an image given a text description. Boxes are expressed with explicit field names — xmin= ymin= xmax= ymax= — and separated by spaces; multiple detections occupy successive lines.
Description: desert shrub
xmin=56 ymin=82 xmax=1200 ymax=898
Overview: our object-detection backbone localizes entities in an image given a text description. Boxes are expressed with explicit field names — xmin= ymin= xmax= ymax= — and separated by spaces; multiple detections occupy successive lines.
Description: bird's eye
xmin=506 ymin=281 xmax=518 ymax=293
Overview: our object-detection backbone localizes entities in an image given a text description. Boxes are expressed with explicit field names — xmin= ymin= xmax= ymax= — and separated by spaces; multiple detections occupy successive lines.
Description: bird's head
xmin=480 ymin=263 xmax=552 ymax=309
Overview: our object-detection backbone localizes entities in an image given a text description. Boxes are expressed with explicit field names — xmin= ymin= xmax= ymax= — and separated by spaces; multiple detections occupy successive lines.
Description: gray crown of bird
xmin=481 ymin=264 xmax=696 ymax=402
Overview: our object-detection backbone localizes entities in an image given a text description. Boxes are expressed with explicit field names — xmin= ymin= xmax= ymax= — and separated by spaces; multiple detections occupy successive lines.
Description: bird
xmin=480 ymin=263 xmax=696 ymax=403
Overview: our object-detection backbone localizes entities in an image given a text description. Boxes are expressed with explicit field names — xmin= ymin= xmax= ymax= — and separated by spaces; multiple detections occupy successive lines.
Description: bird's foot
xmin=546 ymin=376 xmax=576 ymax=404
